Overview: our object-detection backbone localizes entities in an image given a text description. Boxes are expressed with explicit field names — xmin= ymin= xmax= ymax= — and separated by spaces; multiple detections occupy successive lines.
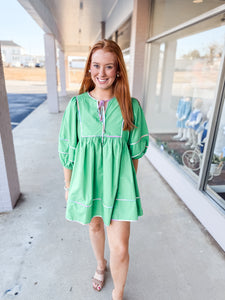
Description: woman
xmin=58 ymin=39 xmax=149 ymax=300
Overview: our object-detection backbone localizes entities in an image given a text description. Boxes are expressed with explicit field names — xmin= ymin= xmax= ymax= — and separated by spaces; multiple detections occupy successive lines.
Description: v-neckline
xmin=87 ymin=92 xmax=115 ymax=113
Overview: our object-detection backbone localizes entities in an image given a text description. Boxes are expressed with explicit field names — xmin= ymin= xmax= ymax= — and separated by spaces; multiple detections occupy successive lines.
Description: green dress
xmin=58 ymin=92 xmax=149 ymax=226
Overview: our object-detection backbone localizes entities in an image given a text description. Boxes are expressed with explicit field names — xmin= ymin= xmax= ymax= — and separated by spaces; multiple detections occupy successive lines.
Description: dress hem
xmin=65 ymin=215 xmax=140 ymax=227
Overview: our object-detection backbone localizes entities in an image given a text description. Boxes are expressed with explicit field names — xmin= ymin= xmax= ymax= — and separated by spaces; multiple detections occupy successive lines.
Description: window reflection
xmin=146 ymin=22 xmax=225 ymax=179
xmin=207 ymin=100 xmax=225 ymax=200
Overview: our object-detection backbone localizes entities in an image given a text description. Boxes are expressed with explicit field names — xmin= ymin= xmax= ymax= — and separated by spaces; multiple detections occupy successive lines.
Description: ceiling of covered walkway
xmin=18 ymin=0 xmax=132 ymax=56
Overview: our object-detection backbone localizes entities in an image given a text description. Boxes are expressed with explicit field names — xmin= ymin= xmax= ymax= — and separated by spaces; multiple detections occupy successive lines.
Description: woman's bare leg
xmin=107 ymin=220 xmax=130 ymax=300
xmin=89 ymin=217 xmax=107 ymax=290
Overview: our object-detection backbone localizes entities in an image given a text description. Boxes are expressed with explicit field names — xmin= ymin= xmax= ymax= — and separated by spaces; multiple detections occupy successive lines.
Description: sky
xmin=0 ymin=0 xmax=44 ymax=55
xmin=177 ymin=27 xmax=225 ymax=58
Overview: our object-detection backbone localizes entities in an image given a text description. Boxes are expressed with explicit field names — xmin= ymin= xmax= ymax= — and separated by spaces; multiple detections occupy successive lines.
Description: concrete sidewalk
xmin=1 ymin=92 xmax=225 ymax=300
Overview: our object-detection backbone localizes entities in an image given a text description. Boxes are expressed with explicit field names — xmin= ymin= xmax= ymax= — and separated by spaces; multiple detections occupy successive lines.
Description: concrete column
xmin=58 ymin=49 xmax=67 ymax=96
xmin=44 ymin=33 xmax=59 ymax=113
xmin=129 ymin=0 xmax=151 ymax=102
xmin=65 ymin=56 xmax=69 ymax=89
xmin=0 ymin=46 xmax=20 ymax=211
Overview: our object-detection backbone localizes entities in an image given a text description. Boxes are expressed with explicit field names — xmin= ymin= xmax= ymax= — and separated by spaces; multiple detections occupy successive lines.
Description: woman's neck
xmin=90 ymin=88 xmax=114 ymax=101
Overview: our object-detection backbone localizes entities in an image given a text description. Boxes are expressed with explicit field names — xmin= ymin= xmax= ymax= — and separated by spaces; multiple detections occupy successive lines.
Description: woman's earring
xmin=117 ymin=72 xmax=120 ymax=77
xmin=89 ymin=69 xmax=91 ymax=73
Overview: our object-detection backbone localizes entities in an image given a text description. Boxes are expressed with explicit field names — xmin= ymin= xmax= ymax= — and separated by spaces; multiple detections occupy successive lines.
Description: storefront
xmin=143 ymin=1 xmax=225 ymax=250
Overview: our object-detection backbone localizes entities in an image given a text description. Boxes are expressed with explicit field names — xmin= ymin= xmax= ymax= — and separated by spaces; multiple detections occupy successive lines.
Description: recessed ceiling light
xmin=193 ymin=0 xmax=203 ymax=3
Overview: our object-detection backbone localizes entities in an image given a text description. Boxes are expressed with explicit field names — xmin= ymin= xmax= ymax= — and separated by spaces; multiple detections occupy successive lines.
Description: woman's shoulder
xmin=131 ymin=98 xmax=146 ymax=124
xmin=131 ymin=97 xmax=141 ymax=111
xmin=70 ymin=96 xmax=77 ymax=103
xmin=69 ymin=92 xmax=88 ymax=106
xmin=76 ymin=92 xmax=89 ymax=101
xmin=66 ymin=96 xmax=77 ymax=110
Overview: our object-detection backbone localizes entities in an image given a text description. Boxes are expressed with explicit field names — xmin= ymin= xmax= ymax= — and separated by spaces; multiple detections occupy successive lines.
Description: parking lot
xmin=5 ymin=80 xmax=47 ymax=129
xmin=7 ymin=93 xmax=46 ymax=129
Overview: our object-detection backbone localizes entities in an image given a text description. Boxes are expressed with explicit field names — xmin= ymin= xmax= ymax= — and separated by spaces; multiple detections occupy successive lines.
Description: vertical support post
xmin=129 ymin=0 xmax=151 ymax=102
xmin=115 ymin=31 xmax=118 ymax=43
xmin=44 ymin=33 xmax=59 ymax=113
xmin=0 ymin=46 xmax=20 ymax=211
xmin=65 ymin=55 xmax=69 ymax=89
xmin=101 ymin=21 xmax=105 ymax=39
xmin=59 ymin=49 xmax=67 ymax=96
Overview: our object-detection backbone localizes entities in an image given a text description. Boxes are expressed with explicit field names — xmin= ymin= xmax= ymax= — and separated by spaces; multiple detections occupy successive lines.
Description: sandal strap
xmin=92 ymin=277 xmax=104 ymax=285
xmin=96 ymin=268 xmax=105 ymax=275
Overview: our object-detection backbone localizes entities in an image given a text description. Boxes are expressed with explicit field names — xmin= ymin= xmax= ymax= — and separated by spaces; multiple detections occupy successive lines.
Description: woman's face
xmin=90 ymin=49 xmax=118 ymax=92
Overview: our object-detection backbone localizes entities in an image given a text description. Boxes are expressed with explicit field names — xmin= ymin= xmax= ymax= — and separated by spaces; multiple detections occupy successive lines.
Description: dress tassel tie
xmin=98 ymin=100 xmax=110 ymax=144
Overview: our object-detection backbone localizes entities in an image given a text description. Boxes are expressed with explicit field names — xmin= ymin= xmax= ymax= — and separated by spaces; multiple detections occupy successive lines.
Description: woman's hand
xmin=63 ymin=167 xmax=72 ymax=202
xmin=65 ymin=189 xmax=69 ymax=202
xmin=132 ymin=159 xmax=138 ymax=173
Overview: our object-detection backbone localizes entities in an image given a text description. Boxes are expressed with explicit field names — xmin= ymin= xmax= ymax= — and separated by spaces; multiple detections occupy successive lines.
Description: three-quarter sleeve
xmin=58 ymin=97 xmax=78 ymax=169
xmin=128 ymin=98 xmax=149 ymax=159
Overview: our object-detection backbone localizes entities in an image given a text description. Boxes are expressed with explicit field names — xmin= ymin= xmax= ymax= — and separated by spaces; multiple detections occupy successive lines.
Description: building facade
xmin=0 ymin=40 xmax=24 ymax=67
xmin=142 ymin=1 xmax=225 ymax=250
xmin=106 ymin=0 xmax=225 ymax=251
xmin=0 ymin=40 xmax=45 ymax=67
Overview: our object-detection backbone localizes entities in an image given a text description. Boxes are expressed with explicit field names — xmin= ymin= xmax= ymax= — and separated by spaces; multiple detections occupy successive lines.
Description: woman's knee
xmin=89 ymin=217 xmax=104 ymax=233
xmin=110 ymin=242 xmax=129 ymax=261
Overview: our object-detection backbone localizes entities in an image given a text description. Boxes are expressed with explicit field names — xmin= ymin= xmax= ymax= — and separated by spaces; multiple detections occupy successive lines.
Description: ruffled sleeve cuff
xmin=58 ymin=139 xmax=75 ymax=170
xmin=129 ymin=134 xmax=149 ymax=159
xmin=128 ymin=98 xmax=149 ymax=159
xmin=58 ymin=97 xmax=77 ymax=169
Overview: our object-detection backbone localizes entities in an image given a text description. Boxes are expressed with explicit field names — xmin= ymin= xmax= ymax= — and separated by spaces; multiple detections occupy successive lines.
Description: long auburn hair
xmin=79 ymin=39 xmax=134 ymax=131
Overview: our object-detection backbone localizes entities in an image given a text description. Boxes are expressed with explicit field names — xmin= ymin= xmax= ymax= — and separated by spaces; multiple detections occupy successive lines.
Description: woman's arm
xmin=63 ymin=167 xmax=72 ymax=201
xmin=132 ymin=159 xmax=138 ymax=173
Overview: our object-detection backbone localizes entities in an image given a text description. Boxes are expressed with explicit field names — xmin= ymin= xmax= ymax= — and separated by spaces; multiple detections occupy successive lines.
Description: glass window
xmin=151 ymin=0 xmax=224 ymax=37
xmin=145 ymin=13 xmax=225 ymax=182
xmin=206 ymin=98 xmax=225 ymax=207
